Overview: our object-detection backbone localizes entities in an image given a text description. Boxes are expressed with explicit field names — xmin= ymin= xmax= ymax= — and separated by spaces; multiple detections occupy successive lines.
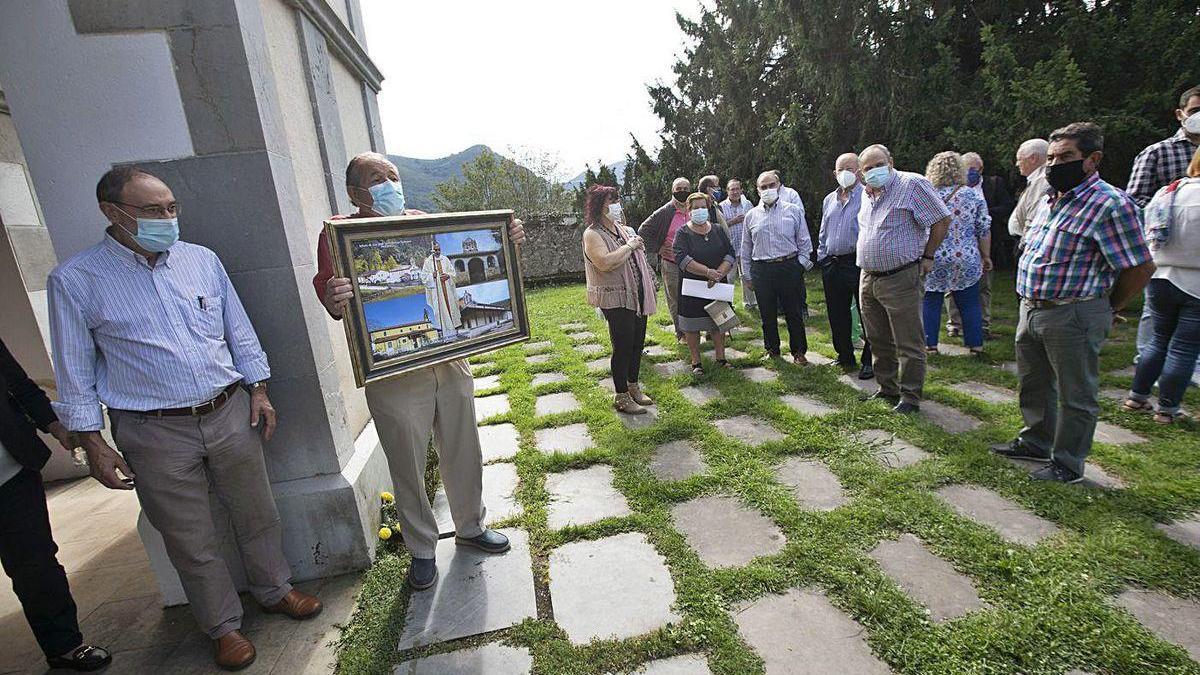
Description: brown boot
xmin=215 ymin=630 xmax=256 ymax=671
xmin=262 ymin=589 xmax=323 ymax=620
xmin=627 ymin=383 xmax=654 ymax=406
xmin=613 ymin=392 xmax=646 ymax=414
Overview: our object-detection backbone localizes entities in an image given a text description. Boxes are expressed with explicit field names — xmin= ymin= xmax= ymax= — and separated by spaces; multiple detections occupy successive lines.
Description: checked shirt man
xmin=992 ymin=122 xmax=1154 ymax=484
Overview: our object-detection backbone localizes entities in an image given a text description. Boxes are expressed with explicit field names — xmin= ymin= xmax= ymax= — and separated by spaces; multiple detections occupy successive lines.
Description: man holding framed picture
xmin=312 ymin=152 xmax=526 ymax=590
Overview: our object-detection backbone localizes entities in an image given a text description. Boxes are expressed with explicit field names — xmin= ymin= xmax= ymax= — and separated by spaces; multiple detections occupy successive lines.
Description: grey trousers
xmin=728 ymin=258 xmax=757 ymax=307
xmin=1015 ymin=298 xmax=1110 ymax=476
xmin=948 ymin=270 xmax=992 ymax=330
xmin=365 ymin=359 xmax=485 ymax=560
xmin=860 ymin=264 xmax=927 ymax=404
xmin=661 ymin=262 xmax=681 ymax=331
xmin=111 ymin=388 xmax=292 ymax=639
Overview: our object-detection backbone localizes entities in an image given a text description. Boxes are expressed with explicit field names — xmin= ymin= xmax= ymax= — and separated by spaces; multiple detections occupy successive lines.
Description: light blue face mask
xmin=690 ymin=208 xmax=710 ymax=224
xmin=369 ymin=180 xmax=406 ymax=216
xmin=115 ymin=207 xmax=179 ymax=252
xmin=864 ymin=166 xmax=892 ymax=189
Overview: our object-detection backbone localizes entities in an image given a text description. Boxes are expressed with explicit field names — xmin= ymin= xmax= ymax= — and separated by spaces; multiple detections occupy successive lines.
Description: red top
xmin=313 ymin=214 xmax=353 ymax=309
xmin=658 ymin=207 xmax=688 ymax=263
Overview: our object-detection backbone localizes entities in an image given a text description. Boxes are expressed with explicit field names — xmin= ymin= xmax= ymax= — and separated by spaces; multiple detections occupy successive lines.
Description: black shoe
xmin=861 ymin=391 xmax=900 ymax=406
xmin=46 ymin=644 xmax=111 ymax=672
xmin=858 ymin=363 xmax=874 ymax=380
xmin=407 ymin=557 xmax=438 ymax=590
xmin=990 ymin=439 xmax=1051 ymax=462
xmin=1031 ymin=463 xmax=1083 ymax=484
xmin=456 ymin=529 xmax=511 ymax=554
xmin=893 ymin=401 xmax=920 ymax=415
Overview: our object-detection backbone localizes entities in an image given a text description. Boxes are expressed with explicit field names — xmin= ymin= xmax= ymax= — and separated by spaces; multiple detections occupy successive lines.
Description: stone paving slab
xmin=724 ymin=347 xmax=750 ymax=360
xmin=473 ymin=374 xmax=502 ymax=392
xmin=619 ymin=406 xmax=660 ymax=430
xmin=562 ymin=322 xmax=588 ymax=331
xmin=713 ymin=416 xmax=786 ymax=445
xmin=673 ymin=495 xmax=786 ymax=567
xmin=644 ymin=344 xmax=673 ymax=357
xmin=680 ymin=384 xmax=721 ymax=406
xmin=655 ymin=360 xmax=690 ymax=377
xmin=936 ymin=343 xmax=972 ymax=357
xmin=1108 ymin=365 xmax=1138 ymax=378
xmin=956 ymin=381 xmax=1017 ymax=405
xmin=568 ymin=331 xmax=597 ymax=341
xmin=1115 ymin=588 xmax=1200 ymax=662
xmin=775 ymin=457 xmax=847 ymax=511
xmin=1157 ymin=515 xmax=1200 ymax=552
xmin=398 ymin=529 xmax=535 ymax=649
xmin=526 ymin=353 xmax=555 ymax=365
xmin=525 ymin=340 xmax=553 ymax=353
xmin=605 ymin=654 xmax=714 ymax=674
xmin=431 ymin=489 xmax=455 ymax=537
xmin=868 ymin=534 xmax=984 ymax=622
xmin=839 ymin=373 xmax=878 ymax=395
xmin=650 ymin=440 xmax=707 ymax=482
xmin=1002 ymin=457 xmax=1126 ymax=490
xmin=1095 ymin=421 xmax=1147 ymax=446
xmin=549 ymin=532 xmax=680 ymax=644
xmin=395 ymin=643 xmax=534 ymax=674
xmin=545 ymin=465 xmax=632 ymax=529
xmin=856 ymin=430 xmax=931 ymax=469
xmin=919 ymin=400 xmax=982 ymax=433
xmin=586 ymin=357 xmax=610 ymax=373
xmin=532 ymin=371 xmax=568 ymax=387
xmin=579 ymin=343 xmax=607 ymax=356
xmin=475 ymin=394 xmax=510 ymax=422
xmin=780 ymin=394 xmax=837 ymax=417
xmin=804 ymin=351 xmax=835 ymax=365
xmin=535 ymin=391 xmax=582 ymax=416
xmin=996 ymin=361 xmax=1019 ymax=375
xmin=733 ymin=587 xmax=891 ymax=675
xmin=535 ymin=423 xmax=595 ymax=456
xmin=1100 ymin=387 xmax=1127 ymax=401
xmin=935 ymin=485 xmax=1061 ymax=546
xmin=598 ymin=378 xmax=618 ymax=394
xmin=482 ymin=463 xmax=521 ymax=523
xmin=478 ymin=423 xmax=520 ymax=463
xmin=739 ymin=366 xmax=779 ymax=384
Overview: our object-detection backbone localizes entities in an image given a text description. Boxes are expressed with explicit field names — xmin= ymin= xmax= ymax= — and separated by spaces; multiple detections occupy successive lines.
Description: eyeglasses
xmin=111 ymin=201 xmax=180 ymax=219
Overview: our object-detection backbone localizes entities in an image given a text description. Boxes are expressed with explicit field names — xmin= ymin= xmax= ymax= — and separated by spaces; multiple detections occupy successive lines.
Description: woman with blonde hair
xmin=1124 ymin=146 xmax=1200 ymax=424
xmin=922 ymin=151 xmax=992 ymax=355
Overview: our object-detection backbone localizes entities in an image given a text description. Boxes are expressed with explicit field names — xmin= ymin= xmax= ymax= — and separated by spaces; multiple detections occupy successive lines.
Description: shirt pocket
xmin=190 ymin=295 xmax=225 ymax=339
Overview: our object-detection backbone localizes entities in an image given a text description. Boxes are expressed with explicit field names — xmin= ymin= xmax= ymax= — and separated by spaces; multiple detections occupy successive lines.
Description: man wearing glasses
xmin=46 ymin=167 xmax=321 ymax=670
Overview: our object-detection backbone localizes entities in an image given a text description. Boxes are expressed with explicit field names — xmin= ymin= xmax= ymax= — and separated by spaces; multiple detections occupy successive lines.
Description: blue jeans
xmin=923 ymin=281 xmax=983 ymax=349
xmin=1130 ymin=278 xmax=1200 ymax=414
xmin=1136 ymin=291 xmax=1200 ymax=385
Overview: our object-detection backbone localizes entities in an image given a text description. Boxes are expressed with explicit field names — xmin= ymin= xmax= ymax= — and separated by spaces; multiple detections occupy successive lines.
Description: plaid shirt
xmin=856 ymin=170 xmax=951 ymax=272
xmin=1016 ymin=172 xmax=1151 ymax=301
xmin=1127 ymin=129 xmax=1198 ymax=207
xmin=719 ymin=197 xmax=754 ymax=253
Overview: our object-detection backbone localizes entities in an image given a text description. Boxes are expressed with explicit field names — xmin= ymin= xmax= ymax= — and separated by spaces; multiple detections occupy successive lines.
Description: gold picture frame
xmin=325 ymin=210 xmax=529 ymax=387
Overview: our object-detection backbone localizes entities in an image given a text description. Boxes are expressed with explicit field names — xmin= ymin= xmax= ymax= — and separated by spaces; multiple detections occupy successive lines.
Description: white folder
xmin=681 ymin=278 xmax=735 ymax=302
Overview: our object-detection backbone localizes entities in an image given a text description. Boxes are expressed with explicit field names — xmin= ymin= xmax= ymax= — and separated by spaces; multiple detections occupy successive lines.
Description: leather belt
xmin=753 ymin=254 xmax=798 ymax=264
xmin=1020 ymin=296 xmax=1099 ymax=310
xmin=122 ymin=382 xmax=241 ymax=418
xmin=864 ymin=259 xmax=918 ymax=278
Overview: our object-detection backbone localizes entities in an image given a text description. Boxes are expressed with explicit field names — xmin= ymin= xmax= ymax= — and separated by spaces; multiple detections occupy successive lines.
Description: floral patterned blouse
xmin=925 ymin=186 xmax=991 ymax=293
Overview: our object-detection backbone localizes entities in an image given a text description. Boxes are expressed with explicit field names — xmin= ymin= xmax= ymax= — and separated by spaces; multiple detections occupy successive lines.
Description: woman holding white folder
xmin=674 ymin=193 xmax=736 ymax=374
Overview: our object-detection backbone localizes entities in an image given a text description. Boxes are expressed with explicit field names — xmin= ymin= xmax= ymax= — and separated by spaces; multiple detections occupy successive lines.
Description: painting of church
xmin=458 ymin=291 xmax=513 ymax=331
xmin=445 ymin=232 xmax=507 ymax=286
xmin=369 ymin=308 xmax=441 ymax=358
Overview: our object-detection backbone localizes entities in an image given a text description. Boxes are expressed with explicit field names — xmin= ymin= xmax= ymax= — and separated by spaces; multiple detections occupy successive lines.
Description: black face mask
xmin=673 ymin=190 xmax=691 ymax=203
xmin=1046 ymin=159 xmax=1087 ymax=194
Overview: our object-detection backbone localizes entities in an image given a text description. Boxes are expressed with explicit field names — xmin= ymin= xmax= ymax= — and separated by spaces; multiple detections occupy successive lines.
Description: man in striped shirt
xmin=47 ymin=167 xmax=321 ymax=670
xmin=741 ymin=171 xmax=813 ymax=364
xmin=993 ymin=122 xmax=1154 ymax=484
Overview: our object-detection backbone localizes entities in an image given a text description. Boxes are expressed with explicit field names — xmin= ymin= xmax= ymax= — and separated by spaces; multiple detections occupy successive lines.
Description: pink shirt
xmin=659 ymin=208 xmax=688 ymax=263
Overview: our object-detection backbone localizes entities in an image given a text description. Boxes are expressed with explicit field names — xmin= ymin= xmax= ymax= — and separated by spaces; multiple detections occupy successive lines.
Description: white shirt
xmin=1009 ymin=165 xmax=1048 ymax=238
xmin=1145 ymin=178 xmax=1200 ymax=299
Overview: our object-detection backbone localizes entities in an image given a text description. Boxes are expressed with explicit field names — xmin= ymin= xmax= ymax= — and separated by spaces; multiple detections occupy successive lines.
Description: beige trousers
xmin=660 ymin=261 xmax=681 ymax=331
xmin=365 ymin=359 xmax=485 ymax=559
xmin=860 ymin=265 xmax=927 ymax=404
xmin=110 ymin=388 xmax=292 ymax=639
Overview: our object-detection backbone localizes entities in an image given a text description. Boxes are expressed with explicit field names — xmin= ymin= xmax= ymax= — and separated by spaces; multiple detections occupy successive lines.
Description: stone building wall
xmin=520 ymin=215 xmax=588 ymax=283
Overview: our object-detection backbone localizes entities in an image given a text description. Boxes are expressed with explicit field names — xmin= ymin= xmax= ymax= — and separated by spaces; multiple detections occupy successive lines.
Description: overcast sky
xmin=360 ymin=0 xmax=700 ymax=177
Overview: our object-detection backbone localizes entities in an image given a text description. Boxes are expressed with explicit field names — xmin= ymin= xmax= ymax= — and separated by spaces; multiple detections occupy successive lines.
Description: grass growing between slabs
xmin=335 ymin=274 xmax=1200 ymax=674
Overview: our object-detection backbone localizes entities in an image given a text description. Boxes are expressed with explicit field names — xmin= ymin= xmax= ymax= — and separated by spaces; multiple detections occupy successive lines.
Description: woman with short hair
xmin=582 ymin=185 xmax=657 ymax=414
xmin=673 ymin=193 xmax=736 ymax=374
xmin=921 ymin=151 xmax=992 ymax=355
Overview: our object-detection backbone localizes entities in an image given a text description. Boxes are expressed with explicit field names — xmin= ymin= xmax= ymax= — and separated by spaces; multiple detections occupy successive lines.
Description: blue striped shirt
xmin=818 ymin=185 xmax=863 ymax=259
xmin=48 ymin=235 xmax=270 ymax=431
xmin=740 ymin=200 xmax=813 ymax=282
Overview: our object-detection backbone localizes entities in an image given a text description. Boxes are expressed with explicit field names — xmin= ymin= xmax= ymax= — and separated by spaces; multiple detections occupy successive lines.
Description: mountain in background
xmin=563 ymin=160 xmax=628 ymax=190
xmin=387 ymin=144 xmax=496 ymax=213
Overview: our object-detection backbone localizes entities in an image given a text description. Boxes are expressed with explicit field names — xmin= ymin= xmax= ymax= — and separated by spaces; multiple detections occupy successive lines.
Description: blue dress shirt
xmin=818 ymin=185 xmax=863 ymax=260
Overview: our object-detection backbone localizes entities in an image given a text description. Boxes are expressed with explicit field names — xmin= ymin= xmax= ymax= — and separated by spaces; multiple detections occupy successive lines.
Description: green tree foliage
xmin=627 ymin=0 xmax=1200 ymax=226
xmin=433 ymin=148 xmax=571 ymax=219
xmin=572 ymin=160 xmax=622 ymax=212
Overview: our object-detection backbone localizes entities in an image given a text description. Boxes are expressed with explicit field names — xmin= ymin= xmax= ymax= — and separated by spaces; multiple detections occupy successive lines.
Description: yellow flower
xmin=378 ymin=526 xmax=393 ymax=540
xmin=380 ymin=491 xmax=395 ymax=504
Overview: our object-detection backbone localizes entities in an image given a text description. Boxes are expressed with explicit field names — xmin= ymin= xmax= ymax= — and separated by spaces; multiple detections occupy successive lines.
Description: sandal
xmin=716 ymin=359 xmax=732 ymax=369
xmin=691 ymin=363 xmax=704 ymax=375
xmin=925 ymin=347 xmax=939 ymax=355
xmin=1121 ymin=399 xmax=1154 ymax=413
xmin=1153 ymin=411 xmax=1189 ymax=425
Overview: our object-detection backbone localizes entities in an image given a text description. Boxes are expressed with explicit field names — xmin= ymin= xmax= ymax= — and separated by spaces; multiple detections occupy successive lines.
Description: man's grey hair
xmin=962 ymin=152 xmax=983 ymax=168
xmin=345 ymin=151 xmax=394 ymax=187
xmin=835 ymin=152 xmax=859 ymax=169
xmin=858 ymin=144 xmax=892 ymax=164
xmin=1017 ymin=138 xmax=1049 ymax=159
xmin=756 ymin=170 xmax=779 ymax=186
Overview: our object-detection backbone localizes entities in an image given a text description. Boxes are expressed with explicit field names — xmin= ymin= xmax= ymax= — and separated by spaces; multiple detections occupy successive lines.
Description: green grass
xmin=335 ymin=274 xmax=1200 ymax=674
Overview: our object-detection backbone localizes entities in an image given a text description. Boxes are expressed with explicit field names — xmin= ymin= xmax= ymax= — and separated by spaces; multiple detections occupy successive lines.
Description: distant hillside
xmin=387 ymin=145 xmax=497 ymax=213
xmin=564 ymin=160 xmax=628 ymax=190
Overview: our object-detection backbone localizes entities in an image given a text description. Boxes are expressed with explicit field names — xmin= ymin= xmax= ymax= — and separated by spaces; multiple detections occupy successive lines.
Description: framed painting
xmin=325 ymin=209 xmax=530 ymax=387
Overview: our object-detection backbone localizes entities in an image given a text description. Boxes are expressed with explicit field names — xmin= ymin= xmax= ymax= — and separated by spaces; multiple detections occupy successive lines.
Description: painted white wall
xmin=332 ymin=58 xmax=372 ymax=160
xmin=0 ymin=1 xmax=193 ymax=261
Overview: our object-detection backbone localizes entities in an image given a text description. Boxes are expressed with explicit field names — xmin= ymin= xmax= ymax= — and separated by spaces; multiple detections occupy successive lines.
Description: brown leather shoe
xmin=215 ymin=630 xmax=256 ymax=671
xmin=262 ymin=589 xmax=323 ymax=620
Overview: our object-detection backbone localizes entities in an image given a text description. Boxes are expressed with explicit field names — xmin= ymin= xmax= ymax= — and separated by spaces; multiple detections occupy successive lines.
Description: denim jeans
xmin=923 ymin=281 xmax=983 ymax=349
xmin=1130 ymin=278 xmax=1200 ymax=414
xmin=1136 ymin=290 xmax=1200 ymax=386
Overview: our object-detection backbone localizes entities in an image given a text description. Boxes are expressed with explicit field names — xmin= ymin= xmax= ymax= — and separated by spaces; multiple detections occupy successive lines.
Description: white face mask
xmin=760 ymin=188 xmax=779 ymax=205
xmin=836 ymin=170 xmax=858 ymax=189
xmin=607 ymin=202 xmax=623 ymax=221
xmin=1184 ymin=112 xmax=1200 ymax=135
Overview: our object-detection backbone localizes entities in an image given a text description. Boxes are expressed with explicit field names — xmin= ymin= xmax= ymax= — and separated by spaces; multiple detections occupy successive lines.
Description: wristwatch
xmin=246 ymin=380 xmax=268 ymax=392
